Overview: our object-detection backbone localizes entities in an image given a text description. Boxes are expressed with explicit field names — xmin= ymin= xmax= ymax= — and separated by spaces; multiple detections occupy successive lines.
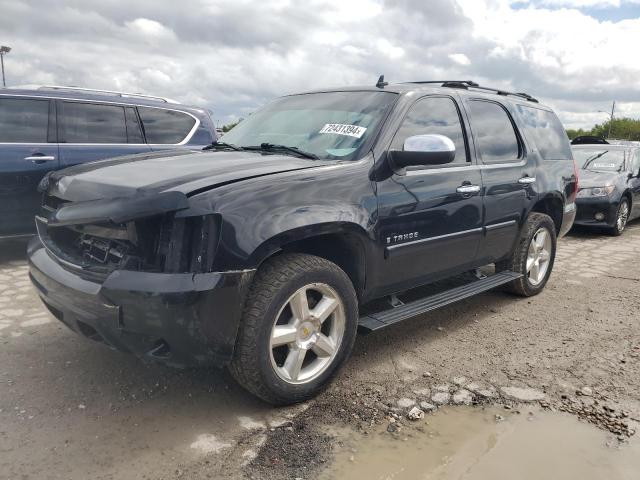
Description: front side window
xmin=467 ymin=100 xmax=520 ymax=163
xmin=391 ymin=96 xmax=468 ymax=164
xmin=516 ymin=105 xmax=572 ymax=160
xmin=572 ymin=148 xmax=626 ymax=172
xmin=0 ymin=97 xmax=49 ymax=143
xmin=62 ymin=102 xmax=128 ymax=143
xmin=221 ymin=91 xmax=398 ymax=160
xmin=138 ymin=107 xmax=196 ymax=144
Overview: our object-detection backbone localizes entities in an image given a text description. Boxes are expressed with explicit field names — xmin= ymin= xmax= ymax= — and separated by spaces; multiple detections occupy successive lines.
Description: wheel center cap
xmin=297 ymin=321 xmax=317 ymax=348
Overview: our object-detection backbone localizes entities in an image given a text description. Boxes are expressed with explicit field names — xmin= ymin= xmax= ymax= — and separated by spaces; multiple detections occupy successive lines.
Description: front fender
xmin=185 ymin=158 xmax=378 ymax=271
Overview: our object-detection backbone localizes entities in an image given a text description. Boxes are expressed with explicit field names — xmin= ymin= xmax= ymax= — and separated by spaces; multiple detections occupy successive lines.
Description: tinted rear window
xmin=0 ymin=97 xmax=49 ymax=143
xmin=467 ymin=100 xmax=520 ymax=163
xmin=138 ymin=107 xmax=196 ymax=144
xmin=62 ymin=102 xmax=128 ymax=143
xmin=517 ymin=105 xmax=572 ymax=160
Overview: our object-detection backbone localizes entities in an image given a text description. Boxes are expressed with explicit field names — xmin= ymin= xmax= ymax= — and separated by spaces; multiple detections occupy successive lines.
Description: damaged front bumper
xmin=28 ymin=236 xmax=254 ymax=367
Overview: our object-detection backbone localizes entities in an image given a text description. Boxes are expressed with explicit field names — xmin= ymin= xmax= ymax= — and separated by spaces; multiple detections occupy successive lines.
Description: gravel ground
xmin=1 ymin=224 xmax=639 ymax=479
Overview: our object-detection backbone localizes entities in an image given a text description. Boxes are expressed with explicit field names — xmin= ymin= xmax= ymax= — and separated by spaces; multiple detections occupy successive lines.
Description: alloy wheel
xmin=269 ymin=283 xmax=345 ymax=385
xmin=617 ymin=201 xmax=629 ymax=232
xmin=526 ymin=227 xmax=552 ymax=286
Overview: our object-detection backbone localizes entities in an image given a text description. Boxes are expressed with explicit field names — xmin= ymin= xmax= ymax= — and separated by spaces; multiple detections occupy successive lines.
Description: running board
xmin=358 ymin=271 xmax=522 ymax=332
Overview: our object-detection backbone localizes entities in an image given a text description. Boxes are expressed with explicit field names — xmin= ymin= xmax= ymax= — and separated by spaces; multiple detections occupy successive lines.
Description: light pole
xmin=0 ymin=45 xmax=11 ymax=87
xmin=598 ymin=101 xmax=615 ymax=139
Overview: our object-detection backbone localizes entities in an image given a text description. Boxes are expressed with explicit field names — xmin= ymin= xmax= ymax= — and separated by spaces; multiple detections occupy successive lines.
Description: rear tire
xmin=608 ymin=199 xmax=629 ymax=236
xmin=229 ymin=253 xmax=358 ymax=405
xmin=497 ymin=212 xmax=557 ymax=297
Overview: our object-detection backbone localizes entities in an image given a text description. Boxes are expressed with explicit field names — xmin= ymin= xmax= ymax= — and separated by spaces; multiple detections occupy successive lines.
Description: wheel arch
xmin=621 ymin=189 xmax=633 ymax=209
xmin=530 ymin=193 xmax=564 ymax=234
xmin=249 ymin=223 xmax=370 ymax=302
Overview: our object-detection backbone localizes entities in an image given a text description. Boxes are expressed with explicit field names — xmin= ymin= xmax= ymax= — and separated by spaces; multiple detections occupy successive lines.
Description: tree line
xmin=566 ymin=117 xmax=640 ymax=141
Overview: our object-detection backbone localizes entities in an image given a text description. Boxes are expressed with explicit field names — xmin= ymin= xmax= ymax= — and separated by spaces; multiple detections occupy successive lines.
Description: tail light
xmin=570 ymin=158 xmax=579 ymax=202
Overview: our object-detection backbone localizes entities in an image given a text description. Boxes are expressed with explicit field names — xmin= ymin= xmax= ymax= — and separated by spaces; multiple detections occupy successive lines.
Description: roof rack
xmin=407 ymin=80 xmax=539 ymax=103
xmin=34 ymin=85 xmax=180 ymax=104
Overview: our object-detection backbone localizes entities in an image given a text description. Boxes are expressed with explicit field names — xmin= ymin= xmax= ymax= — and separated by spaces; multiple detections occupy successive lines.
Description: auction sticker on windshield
xmin=319 ymin=124 xmax=367 ymax=138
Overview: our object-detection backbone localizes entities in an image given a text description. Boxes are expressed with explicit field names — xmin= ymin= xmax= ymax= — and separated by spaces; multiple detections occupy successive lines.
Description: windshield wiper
xmin=582 ymin=151 xmax=608 ymax=169
xmin=244 ymin=143 xmax=319 ymax=160
xmin=202 ymin=141 xmax=244 ymax=151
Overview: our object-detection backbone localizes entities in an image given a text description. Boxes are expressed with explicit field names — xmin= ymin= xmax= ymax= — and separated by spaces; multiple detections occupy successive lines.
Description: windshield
xmin=572 ymin=149 xmax=626 ymax=172
xmin=220 ymin=91 xmax=397 ymax=161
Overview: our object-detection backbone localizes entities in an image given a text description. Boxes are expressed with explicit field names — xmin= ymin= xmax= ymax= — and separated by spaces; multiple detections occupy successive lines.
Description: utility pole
xmin=0 ymin=46 xmax=11 ymax=87
xmin=598 ymin=101 xmax=616 ymax=139
xmin=608 ymin=101 xmax=615 ymax=139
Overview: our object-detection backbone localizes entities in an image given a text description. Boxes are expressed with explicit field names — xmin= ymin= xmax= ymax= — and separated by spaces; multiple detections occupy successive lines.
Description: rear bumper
xmin=558 ymin=202 xmax=577 ymax=238
xmin=573 ymin=198 xmax=617 ymax=227
xmin=28 ymin=237 xmax=254 ymax=367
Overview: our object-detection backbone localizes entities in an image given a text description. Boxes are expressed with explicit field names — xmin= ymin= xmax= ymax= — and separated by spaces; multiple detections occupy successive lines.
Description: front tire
xmin=609 ymin=199 xmax=629 ymax=236
xmin=229 ymin=253 xmax=358 ymax=405
xmin=497 ymin=212 xmax=557 ymax=297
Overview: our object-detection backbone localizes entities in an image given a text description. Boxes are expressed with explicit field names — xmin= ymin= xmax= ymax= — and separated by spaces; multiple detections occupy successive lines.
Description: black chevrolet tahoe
xmin=28 ymin=79 xmax=578 ymax=405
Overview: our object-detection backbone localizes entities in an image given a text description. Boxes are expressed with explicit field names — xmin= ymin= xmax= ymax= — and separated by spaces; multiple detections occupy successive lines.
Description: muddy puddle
xmin=320 ymin=407 xmax=639 ymax=480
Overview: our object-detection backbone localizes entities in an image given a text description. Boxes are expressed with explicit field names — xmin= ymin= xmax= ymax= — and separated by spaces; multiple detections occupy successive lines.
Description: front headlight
xmin=577 ymin=186 xmax=615 ymax=198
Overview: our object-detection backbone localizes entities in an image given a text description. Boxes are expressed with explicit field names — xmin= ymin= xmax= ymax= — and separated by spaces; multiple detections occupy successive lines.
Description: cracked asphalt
xmin=1 ymin=223 xmax=640 ymax=479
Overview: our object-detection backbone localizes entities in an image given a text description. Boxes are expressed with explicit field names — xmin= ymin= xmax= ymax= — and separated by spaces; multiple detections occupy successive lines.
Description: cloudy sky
xmin=2 ymin=0 xmax=640 ymax=129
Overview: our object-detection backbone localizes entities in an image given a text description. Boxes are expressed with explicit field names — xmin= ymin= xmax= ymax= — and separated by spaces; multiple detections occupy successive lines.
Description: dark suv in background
xmin=28 ymin=79 xmax=577 ymax=404
xmin=0 ymin=86 xmax=217 ymax=238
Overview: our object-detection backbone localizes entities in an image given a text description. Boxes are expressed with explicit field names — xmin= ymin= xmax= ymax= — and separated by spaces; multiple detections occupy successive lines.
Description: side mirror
xmin=389 ymin=134 xmax=456 ymax=169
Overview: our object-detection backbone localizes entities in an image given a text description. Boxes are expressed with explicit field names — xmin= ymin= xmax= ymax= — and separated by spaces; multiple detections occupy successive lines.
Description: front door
xmin=0 ymin=96 xmax=59 ymax=236
xmin=375 ymin=95 xmax=483 ymax=294
xmin=57 ymin=100 xmax=151 ymax=169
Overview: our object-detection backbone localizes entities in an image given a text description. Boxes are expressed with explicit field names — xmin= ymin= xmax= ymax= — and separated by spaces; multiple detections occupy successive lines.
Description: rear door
xmin=0 ymin=96 xmax=59 ymax=236
xmin=57 ymin=100 xmax=151 ymax=168
xmin=462 ymin=99 xmax=534 ymax=264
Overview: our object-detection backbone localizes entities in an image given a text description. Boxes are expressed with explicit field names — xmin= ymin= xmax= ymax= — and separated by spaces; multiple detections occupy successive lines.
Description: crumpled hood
xmin=47 ymin=149 xmax=328 ymax=202
xmin=578 ymin=169 xmax=620 ymax=189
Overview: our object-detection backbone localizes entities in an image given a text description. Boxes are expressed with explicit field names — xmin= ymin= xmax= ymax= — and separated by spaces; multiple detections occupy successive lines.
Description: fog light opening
xmin=147 ymin=339 xmax=172 ymax=359
xmin=594 ymin=213 xmax=605 ymax=221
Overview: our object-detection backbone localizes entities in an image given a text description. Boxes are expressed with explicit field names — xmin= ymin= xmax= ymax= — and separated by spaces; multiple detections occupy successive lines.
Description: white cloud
xmin=1 ymin=0 xmax=639 ymax=128
xmin=516 ymin=0 xmax=640 ymax=7
xmin=125 ymin=18 xmax=176 ymax=41
xmin=449 ymin=53 xmax=471 ymax=65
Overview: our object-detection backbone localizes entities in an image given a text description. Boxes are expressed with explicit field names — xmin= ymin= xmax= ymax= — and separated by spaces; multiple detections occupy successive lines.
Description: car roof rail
xmin=33 ymin=85 xmax=180 ymax=104
xmin=406 ymin=80 xmax=539 ymax=103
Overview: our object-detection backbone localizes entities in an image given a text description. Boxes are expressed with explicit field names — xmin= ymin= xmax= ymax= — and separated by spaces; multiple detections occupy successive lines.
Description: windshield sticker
xmin=592 ymin=162 xmax=616 ymax=169
xmin=319 ymin=124 xmax=367 ymax=138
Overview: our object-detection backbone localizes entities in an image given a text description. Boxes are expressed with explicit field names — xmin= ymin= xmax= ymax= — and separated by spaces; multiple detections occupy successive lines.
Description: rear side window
xmin=0 ymin=97 xmax=49 ymax=143
xmin=62 ymin=102 xmax=128 ymax=143
xmin=517 ymin=105 xmax=572 ymax=160
xmin=467 ymin=100 xmax=520 ymax=163
xmin=392 ymin=96 xmax=468 ymax=164
xmin=138 ymin=107 xmax=196 ymax=144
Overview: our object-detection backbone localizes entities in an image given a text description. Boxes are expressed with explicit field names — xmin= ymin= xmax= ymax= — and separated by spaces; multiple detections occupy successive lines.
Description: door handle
xmin=518 ymin=176 xmax=536 ymax=184
xmin=24 ymin=155 xmax=56 ymax=162
xmin=456 ymin=184 xmax=481 ymax=194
